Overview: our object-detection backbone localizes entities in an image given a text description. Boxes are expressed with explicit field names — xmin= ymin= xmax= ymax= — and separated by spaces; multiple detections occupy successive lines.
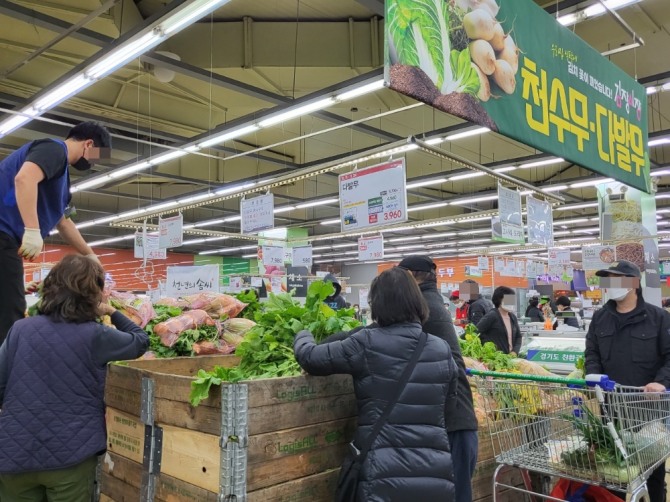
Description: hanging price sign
xmin=358 ymin=235 xmax=384 ymax=261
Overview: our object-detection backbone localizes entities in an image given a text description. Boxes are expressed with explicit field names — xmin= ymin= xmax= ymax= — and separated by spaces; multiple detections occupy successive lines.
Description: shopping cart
xmin=468 ymin=369 xmax=670 ymax=502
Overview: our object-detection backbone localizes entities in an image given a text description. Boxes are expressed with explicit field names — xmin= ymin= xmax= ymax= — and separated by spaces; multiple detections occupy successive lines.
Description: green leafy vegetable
xmin=459 ymin=324 xmax=514 ymax=371
xmin=235 ymin=289 xmax=261 ymax=320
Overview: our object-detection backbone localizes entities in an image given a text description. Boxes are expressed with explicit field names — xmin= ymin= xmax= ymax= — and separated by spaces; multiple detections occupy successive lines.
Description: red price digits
xmin=383 ymin=210 xmax=402 ymax=221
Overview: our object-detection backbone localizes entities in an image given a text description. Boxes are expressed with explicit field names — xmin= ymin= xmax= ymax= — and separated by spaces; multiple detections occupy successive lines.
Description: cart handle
xmin=466 ymin=369 xmax=616 ymax=390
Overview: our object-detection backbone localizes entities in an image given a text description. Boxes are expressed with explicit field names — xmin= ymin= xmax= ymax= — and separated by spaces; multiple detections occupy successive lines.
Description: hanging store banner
xmin=339 ymin=159 xmax=408 ymax=232
xmin=158 ymin=214 xmax=183 ymax=249
xmin=241 ymin=193 xmax=275 ymax=234
xmin=358 ymin=235 xmax=384 ymax=261
xmin=166 ymin=264 xmax=219 ymax=297
xmin=384 ymin=0 xmax=649 ymax=192
xmin=582 ymin=245 xmax=616 ymax=271
xmin=526 ymin=196 xmax=554 ymax=246
xmin=134 ymin=232 xmax=166 ymax=260
xmin=493 ymin=185 xmax=523 ymax=243
xmin=598 ymin=181 xmax=660 ymax=305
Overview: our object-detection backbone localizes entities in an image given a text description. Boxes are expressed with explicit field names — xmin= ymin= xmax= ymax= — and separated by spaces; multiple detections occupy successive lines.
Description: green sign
xmin=384 ymin=0 xmax=650 ymax=192
xmin=527 ymin=350 xmax=581 ymax=364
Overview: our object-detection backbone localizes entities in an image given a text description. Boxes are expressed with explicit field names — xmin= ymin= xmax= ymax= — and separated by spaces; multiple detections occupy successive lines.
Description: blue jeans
xmin=448 ymin=430 xmax=478 ymax=502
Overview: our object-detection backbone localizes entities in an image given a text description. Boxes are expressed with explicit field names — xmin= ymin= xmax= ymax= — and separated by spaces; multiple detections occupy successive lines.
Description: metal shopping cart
xmin=468 ymin=369 xmax=670 ymax=502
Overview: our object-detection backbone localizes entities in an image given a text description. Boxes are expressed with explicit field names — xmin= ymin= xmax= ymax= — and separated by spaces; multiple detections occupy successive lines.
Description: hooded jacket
xmin=324 ymin=273 xmax=347 ymax=310
xmin=585 ymin=296 xmax=670 ymax=387
xmin=294 ymin=323 xmax=456 ymax=502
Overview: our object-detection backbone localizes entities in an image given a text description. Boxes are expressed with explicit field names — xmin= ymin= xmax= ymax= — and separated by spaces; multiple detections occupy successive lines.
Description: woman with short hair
xmin=0 ymin=254 xmax=148 ymax=501
xmin=294 ymin=267 xmax=457 ymax=502
xmin=476 ymin=286 xmax=522 ymax=355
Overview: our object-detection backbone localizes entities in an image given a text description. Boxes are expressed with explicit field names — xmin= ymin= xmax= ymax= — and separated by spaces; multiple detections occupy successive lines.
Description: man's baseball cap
xmin=397 ymin=255 xmax=436 ymax=273
xmin=595 ymin=260 xmax=641 ymax=278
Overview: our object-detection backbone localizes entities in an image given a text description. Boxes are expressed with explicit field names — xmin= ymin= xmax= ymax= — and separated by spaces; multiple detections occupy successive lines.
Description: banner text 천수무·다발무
xmin=384 ymin=0 xmax=649 ymax=192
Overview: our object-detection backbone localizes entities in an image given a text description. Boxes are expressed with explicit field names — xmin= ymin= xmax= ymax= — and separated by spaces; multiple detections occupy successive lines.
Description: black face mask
xmin=72 ymin=156 xmax=92 ymax=171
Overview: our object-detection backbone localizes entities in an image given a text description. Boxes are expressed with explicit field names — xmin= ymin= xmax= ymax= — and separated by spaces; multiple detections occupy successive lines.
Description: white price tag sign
xmin=134 ymin=232 xmax=166 ymax=260
xmin=358 ymin=236 xmax=384 ymax=261
xmin=241 ymin=193 xmax=275 ymax=234
xmin=262 ymin=245 xmax=284 ymax=267
xmin=291 ymin=246 xmax=313 ymax=267
xmin=166 ymin=265 xmax=219 ymax=297
xmin=478 ymin=256 xmax=489 ymax=271
xmin=158 ymin=214 xmax=183 ymax=249
xmin=493 ymin=186 xmax=524 ymax=244
xmin=339 ymin=159 xmax=408 ymax=232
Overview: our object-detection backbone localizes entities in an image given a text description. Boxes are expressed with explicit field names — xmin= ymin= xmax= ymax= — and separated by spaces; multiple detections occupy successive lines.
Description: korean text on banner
xmin=262 ymin=245 xmax=284 ymax=267
xmin=527 ymin=196 xmax=554 ymax=246
xmin=166 ymin=264 xmax=219 ymax=297
xmin=291 ymin=246 xmax=313 ymax=267
xmin=358 ymin=235 xmax=384 ymax=261
xmin=339 ymin=159 xmax=408 ymax=232
xmin=241 ymin=193 xmax=275 ymax=234
xmin=384 ymin=0 xmax=649 ymax=192
xmin=493 ymin=186 xmax=524 ymax=243
xmin=134 ymin=232 xmax=166 ymax=260
xmin=582 ymin=245 xmax=617 ymax=270
xmin=158 ymin=214 xmax=183 ymax=249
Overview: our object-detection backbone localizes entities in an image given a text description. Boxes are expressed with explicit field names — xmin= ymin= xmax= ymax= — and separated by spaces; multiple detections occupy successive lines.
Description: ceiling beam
xmin=353 ymin=0 xmax=384 ymax=16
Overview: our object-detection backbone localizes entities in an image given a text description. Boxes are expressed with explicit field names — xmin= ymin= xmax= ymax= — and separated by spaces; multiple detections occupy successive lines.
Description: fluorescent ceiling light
xmin=406 ymin=177 xmax=447 ymax=189
xmin=555 ymin=202 xmax=598 ymax=211
xmin=87 ymin=32 xmax=161 ymax=79
xmin=557 ymin=0 xmax=641 ymax=26
xmin=259 ymin=98 xmax=336 ymax=128
xmin=296 ymin=198 xmax=338 ymax=209
xmin=651 ymin=170 xmax=670 ymax=178
xmin=647 ymin=87 xmax=658 ymax=95
xmin=33 ymin=75 xmax=91 ymax=111
xmin=457 ymin=229 xmax=490 ymax=235
xmin=422 ymin=232 xmax=456 ymax=239
xmin=199 ymin=125 xmax=260 ymax=148
xmin=663 ymin=83 xmax=670 ymax=91
xmin=554 ymin=218 xmax=589 ymax=225
xmin=331 ymin=243 xmax=358 ymax=249
xmin=109 ymin=162 xmax=152 ymax=179
xmin=542 ymin=185 xmax=569 ymax=192
xmin=194 ymin=219 xmax=225 ymax=228
xmin=449 ymin=171 xmax=486 ymax=181
xmin=224 ymin=215 xmax=242 ymax=222
xmin=273 ymin=206 xmax=296 ymax=214
xmin=495 ymin=166 xmax=517 ymax=173
xmin=150 ymin=150 xmax=188 ymax=164
xmin=388 ymin=236 xmax=422 ymax=242
xmin=335 ymin=80 xmax=385 ymax=101
xmin=75 ymin=176 xmax=112 ymax=191
xmin=320 ymin=218 xmax=341 ymax=225
xmin=570 ymin=178 xmax=613 ymax=188
xmin=407 ymin=202 xmax=448 ymax=212
xmin=649 ymin=138 xmax=670 ymax=147
xmin=163 ymin=0 xmax=233 ymax=34
xmin=424 ymin=137 xmax=444 ymax=145
xmin=178 ymin=193 xmax=216 ymax=204
xmin=241 ymin=254 xmax=257 ymax=258
xmin=519 ymin=158 xmax=564 ymax=169
xmin=0 ymin=114 xmax=33 ymax=135
xmin=450 ymin=195 xmax=498 ymax=205
xmin=445 ymin=127 xmax=490 ymax=141
xmin=89 ymin=234 xmax=135 ymax=247
xmin=215 ymin=182 xmax=256 ymax=195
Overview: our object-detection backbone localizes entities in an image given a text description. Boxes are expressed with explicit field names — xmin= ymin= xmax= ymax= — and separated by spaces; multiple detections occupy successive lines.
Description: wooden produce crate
xmin=101 ymin=355 xmax=356 ymax=501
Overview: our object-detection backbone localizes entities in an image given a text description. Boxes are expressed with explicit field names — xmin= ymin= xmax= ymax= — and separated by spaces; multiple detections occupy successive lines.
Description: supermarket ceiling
xmin=1 ymin=0 xmax=670 ymax=263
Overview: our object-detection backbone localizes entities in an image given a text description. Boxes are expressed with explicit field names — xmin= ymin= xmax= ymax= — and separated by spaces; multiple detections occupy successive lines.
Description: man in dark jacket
xmin=553 ymin=295 xmax=580 ymax=329
xmin=462 ymin=279 xmax=492 ymax=325
xmin=323 ymin=273 xmax=347 ymax=310
xmin=585 ymin=260 xmax=670 ymax=502
xmin=398 ymin=255 xmax=478 ymax=502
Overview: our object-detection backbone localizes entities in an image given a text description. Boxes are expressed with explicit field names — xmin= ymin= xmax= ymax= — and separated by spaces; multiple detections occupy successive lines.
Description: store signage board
xmin=493 ymin=186 xmax=524 ymax=243
xmin=465 ymin=265 xmax=482 ymax=277
xmin=134 ymin=232 xmax=166 ymax=260
xmin=166 ymin=264 xmax=219 ymax=297
xmin=548 ymin=248 xmax=573 ymax=281
xmin=358 ymin=235 xmax=384 ymax=261
xmin=261 ymin=245 xmax=284 ymax=267
xmin=526 ymin=197 xmax=554 ymax=246
xmin=582 ymin=245 xmax=617 ymax=270
xmin=158 ymin=214 xmax=183 ymax=249
xmin=384 ymin=0 xmax=649 ymax=192
xmin=339 ymin=159 xmax=407 ymax=232
xmin=527 ymin=349 xmax=581 ymax=364
xmin=292 ymin=246 xmax=313 ymax=267
xmin=241 ymin=193 xmax=275 ymax=234
xmin=478 ymin=256 xmax=489 ymax=271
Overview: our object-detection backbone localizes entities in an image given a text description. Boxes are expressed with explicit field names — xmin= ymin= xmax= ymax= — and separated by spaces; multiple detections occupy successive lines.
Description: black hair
xmin=492 ymin=286 xmax=515 ymax=308
xmin=369 ymin=267 xmax=429 ymax=327
xmin=410 ymin=270 xmax=436 ymax=283
xmin=66 ymin=121 xmax=111 ymax=148
xmin=528 ymin=297 xmax=539 ymax=307
xmin=556 ymin=295 xmax=571 ymax=308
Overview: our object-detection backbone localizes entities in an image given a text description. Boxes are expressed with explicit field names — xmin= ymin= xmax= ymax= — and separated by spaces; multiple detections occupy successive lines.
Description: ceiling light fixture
xmin=273 ymin=206 xmax=296 ymax=214
xmin=407 ymin=202 xmax=448 ymax=213
xmin=450 ymin=195 xmax=498 ymax=205
xmin=405 ymin=177 xmax=448 ymax=189
xmin=320 ymin=219 xmax=341 ymax=225
xmin=519 ymin=158 xmax=565 ymax=169
xmin=296 ymin=198 xmax=339 ymax=209
xmin=199 ymin=125 xmax=260 ymax=148
xmin=649 ymin=138 xmax=670 ymax=147
xmin=570 ymin=178 xmax=614 ymax=188
xmin=557 ymin=0 xmax=641 ymax=26
xmin=444 ymin=127 xmax=490 ymax=141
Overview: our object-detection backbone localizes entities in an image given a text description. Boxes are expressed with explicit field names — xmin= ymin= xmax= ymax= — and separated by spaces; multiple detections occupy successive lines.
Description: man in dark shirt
xmin=0 ymin=121 xmax=111 ymax=343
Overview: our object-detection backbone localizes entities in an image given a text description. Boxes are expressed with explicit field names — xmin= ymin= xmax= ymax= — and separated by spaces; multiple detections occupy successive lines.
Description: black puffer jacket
xmin=294 ymin=323 xmax=456 ymax=502
xmin=419 ymin=281 xmax=477 ymax=432
xmin=585 ymin=297 xmax=670 ymax=387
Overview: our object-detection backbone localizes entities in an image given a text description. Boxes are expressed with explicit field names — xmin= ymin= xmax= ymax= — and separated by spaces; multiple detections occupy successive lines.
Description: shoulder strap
xmin=354 ymin=331 xmax=428 ymax=461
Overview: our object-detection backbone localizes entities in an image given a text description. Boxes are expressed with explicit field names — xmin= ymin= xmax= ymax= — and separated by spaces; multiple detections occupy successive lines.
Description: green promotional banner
xmin=384 ymin=0 xmax=650 ymax=192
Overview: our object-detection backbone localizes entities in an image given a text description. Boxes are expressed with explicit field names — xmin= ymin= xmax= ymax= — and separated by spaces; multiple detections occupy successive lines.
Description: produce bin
xmin=100 ymin=355 xmax=356 ymax=501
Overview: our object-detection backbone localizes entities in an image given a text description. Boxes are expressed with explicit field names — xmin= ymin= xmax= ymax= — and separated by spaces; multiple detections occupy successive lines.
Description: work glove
xmin=85 ymin=253 xmax=101 ymax=265
xmin=19 ymin=228 xmax=43 ymax=261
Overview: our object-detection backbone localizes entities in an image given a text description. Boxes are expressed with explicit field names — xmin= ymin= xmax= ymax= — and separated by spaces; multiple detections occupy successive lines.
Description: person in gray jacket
xmin=294 ymin=267 xmax=457 ymax=502
xmin=398 ymin=255 xmax=478 ymax=502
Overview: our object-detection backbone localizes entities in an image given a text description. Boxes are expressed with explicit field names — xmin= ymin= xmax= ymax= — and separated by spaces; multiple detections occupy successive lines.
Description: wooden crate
xmin=101 ymin=355 xmax=356 ymax=501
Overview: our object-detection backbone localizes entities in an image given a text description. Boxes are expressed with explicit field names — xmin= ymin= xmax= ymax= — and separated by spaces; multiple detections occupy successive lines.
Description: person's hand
xmin=98 ymin=303 xmax=116 ymax=316
xmin=19 ymin=228 xmax=43 ymax=261
xmin=25 ymin=280 xmax=41 ymax=294
xmin=85 ymin=254 xmax=101 ymax=265
xmin=510 ymin=351 xmax=517 ymax=358
xmin=644 ymin=382 xmax=666 ymax=393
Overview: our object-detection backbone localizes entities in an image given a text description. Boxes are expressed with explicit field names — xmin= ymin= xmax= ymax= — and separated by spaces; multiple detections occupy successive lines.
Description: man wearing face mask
xmin=0 ymin=121 xmax=110 ymax=343
xmin=585 ymin=260 xmax=670 ymax=502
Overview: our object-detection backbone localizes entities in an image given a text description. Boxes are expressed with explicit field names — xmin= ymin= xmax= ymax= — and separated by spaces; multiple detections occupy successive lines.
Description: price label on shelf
xmin=358 ymin=235 xmax=384 ymax=261
xmin=291 ymin=246 xmax=313 ymax=267
xmin=262 ymin=245 xmax=284 ymax=267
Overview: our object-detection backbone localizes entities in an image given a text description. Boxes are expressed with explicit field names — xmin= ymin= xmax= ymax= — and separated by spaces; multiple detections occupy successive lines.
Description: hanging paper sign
xmin=262 ymin=245 xmax=284 ymax=267
xmin=134 ymin=232 xmax=166 ymax=260
xmin=358 ymin=235 xmax=384 ymax=261
xmin=251 ymin=277 xmax=263 ymax=287
xmin=166 ymin=264 xmax=219 ymax=297
xmin=478 ymin=256 xmax=490 ymax=271
xmin=493 ymin=186 xmax=524 ymax=243
xmin=582 ymin=245 xmax=617 ymax=270
xmin=158 ymin=214 xmax=183 ymax=249
xmin=339 ymin=159 xmax=408 ymax=232
xmin=516 ymin=260 xmax=526 ymax=277
xmin=241 ymin=193 xmax=275 ymax=234
xmin=548 ymin=248 xmax=573 ymax=280
xmin=494 ymin=258 xmax=505 ymax=272
xmin=229 ymin=277 xmax=243 ymax=291
xmin=291 ymin=246 xmax=313 ymax=267
xmin=359 ymin=288 xmax=370 ymax=309
xmin=465 ymin=265 xmax=482 ymax=277
xmin=526 ymin=196 xmax=554 ymax=246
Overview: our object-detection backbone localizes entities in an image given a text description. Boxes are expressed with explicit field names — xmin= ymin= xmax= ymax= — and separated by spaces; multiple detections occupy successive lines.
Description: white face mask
xmin=502 ymin=304 xmax=516 ymax=313
xmin=608 ymin=288 xmax=632 ymax=302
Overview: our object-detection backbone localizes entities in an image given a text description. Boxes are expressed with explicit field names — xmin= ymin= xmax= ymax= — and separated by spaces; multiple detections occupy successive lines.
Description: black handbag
xmin=334 ymin=331 xmax=428 ymax=502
